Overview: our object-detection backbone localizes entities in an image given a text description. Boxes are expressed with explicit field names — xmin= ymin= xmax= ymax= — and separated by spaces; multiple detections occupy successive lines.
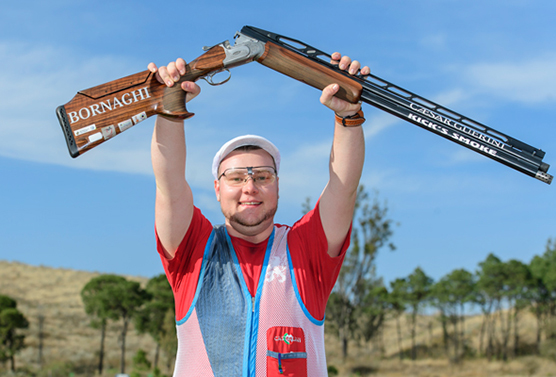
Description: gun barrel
xmin=357 ymin=75 xmax=552 ymax=184
xmin=242 ymin=25 xmax=552 ymax=184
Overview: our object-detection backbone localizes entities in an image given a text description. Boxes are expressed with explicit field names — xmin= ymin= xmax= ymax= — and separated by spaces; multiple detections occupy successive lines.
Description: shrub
xmin=328 ymin=365 xmax=339 ymax=376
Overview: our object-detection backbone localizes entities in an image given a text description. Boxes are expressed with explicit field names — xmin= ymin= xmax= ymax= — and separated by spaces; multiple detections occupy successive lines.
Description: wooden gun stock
xmin=58 ymin=25 xmax=551 ymax=183
xmin=257 ymin=42 xmax=363 ymax=103
xmin=57 ymin=35 xmax=363 ymax=158
xmin=57 ymin=26 xmax=367 ymax=159
xmin=57 ymin=46 xmax=226 ymax=157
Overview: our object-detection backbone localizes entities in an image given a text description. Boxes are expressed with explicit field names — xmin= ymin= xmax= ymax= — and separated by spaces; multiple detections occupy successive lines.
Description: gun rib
xmin=241 ymin=25 xmax=552 ymax=184
xmin=357 ymin=75 xmax=552 ymax=184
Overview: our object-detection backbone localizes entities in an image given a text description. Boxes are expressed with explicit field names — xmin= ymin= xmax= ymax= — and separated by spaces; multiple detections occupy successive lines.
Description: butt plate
xmin=56 ymin=105 xmax=79 ymax=158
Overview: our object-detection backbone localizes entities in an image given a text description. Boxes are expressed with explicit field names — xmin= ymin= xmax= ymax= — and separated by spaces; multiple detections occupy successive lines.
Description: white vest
xmin=172 ymin=225 xmax=328 ymax=376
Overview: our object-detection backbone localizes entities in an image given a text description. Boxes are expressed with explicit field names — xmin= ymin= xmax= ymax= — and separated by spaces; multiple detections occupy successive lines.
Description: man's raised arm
xmin=318 ymin=53 xmax=369 ymax=258
xmin=149 ymin=59 xmax=200 ymax=258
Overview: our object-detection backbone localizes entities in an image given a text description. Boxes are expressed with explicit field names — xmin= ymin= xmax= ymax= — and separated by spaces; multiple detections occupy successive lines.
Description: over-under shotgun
xmin=57 ymin=26 xmax=552 ymax=184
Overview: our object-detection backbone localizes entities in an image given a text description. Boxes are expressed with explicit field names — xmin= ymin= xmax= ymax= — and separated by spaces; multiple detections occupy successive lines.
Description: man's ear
xmin=214 ymin=180 xmax=221 ymax=202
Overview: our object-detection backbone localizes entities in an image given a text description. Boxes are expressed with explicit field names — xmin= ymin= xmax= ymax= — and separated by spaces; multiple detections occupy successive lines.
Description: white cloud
xmin=0 ymin=40 xmax=154 ymax=173
xmin=465 ymin=54 xmax=556 ymax=103
xmin=430 ymin=89 xmax=469 ymax=108
xmin=361 ymin=111 xmax=395 ymax=140
xmin=0 ymin=38 xmax=333 ymax=180
xmin=4 ymin=36 xmax=552 ymax=199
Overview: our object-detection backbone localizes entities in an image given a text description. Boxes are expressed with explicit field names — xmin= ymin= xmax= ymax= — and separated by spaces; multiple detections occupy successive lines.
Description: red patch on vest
xmin=266 ymin=326 xmax=307 ymax=376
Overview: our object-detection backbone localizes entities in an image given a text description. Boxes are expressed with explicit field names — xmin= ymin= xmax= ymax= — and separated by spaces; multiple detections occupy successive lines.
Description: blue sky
xmin=1 ymin=0 xmax=555 ymax=286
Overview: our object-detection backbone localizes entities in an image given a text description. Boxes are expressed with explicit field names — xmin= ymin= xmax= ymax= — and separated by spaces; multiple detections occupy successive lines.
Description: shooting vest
xmin=172 ymin=225 xmax=328 ymax=377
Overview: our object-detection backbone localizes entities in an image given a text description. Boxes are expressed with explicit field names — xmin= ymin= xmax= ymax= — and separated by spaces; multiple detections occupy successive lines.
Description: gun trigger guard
xmin=203 ymin=69 xmax=231 ymax=86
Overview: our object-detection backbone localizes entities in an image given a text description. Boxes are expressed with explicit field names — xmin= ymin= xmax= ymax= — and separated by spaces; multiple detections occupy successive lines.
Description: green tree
xmin=82 ymin=275 xmax=123 ymax=375
xmin=501 ymin=259 xmax=533 ymax=359
xmin=0 ymin=295 xmax=29 ymax=372
xmin=541 ymin=239 xmax=556 ymax=338
xmin=135 ymin=274 xmax=174 ymax=371
xmin=542 ymin=239 xmax=556 ymax=299
xmin=530 ymin=254 xmax=549 ymax=351
xmin=301 ymin=196 xmax=312 ymax=216
xmin=405 ymin=267 xmax=433 ymax=360
xmin=430 ymin=269 xmax=475 ymax=363
xmin=430 ymin=279 xmax=450 ymax=355
xmin=112 ymin=278 xmax=149 ymax=374
xmin=529 ymin=238 xmax=556 ymax=346
xmin=530 ymin=250 xmax=553 ymax=352
xmin=388 ymin=278 xmax=408 ymax=360
xmin=132 ymin=349 xmax=151 ymax=374
xmin=325 ymin=186 xmax=395 ymax=359
xmin=159 ymin=308 xmax=177 ymax=373
xmin=361 ymin=284 xmax=389 ymax=356
xmin=475 ymin=253 xmax=505 ymax=360
xmin=82 ymin=274 xmax=149 ymax=374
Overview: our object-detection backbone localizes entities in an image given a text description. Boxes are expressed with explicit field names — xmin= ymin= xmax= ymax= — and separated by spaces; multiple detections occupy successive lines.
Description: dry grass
xmin=324 ymin=308 xmax=556 ymax=376
xmin=327 ymin=357 xmax=556 ymax=377
xmin=0 ymin=261 xmax=161 ymax=376
xmin=324 ymin=331 xmax=556 ymax=377
xmin=1 ymin=260 xmax=555 ymax=377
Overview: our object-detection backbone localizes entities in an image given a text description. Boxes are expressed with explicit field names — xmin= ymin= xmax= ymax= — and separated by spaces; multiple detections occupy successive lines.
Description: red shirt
xmin=157 ymin=203 xmax=350 ymax=321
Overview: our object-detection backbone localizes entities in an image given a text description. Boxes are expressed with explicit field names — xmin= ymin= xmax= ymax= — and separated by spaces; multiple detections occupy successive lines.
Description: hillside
xmin=0 ymin=261 xmax=158 ymax=375
xmin=1 ymin=260 xmax=556 ymax=377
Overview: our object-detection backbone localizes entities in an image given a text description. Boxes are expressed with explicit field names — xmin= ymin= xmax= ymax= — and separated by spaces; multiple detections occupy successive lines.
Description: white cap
xmin=212 ymin=135 xmax=281 ymax=179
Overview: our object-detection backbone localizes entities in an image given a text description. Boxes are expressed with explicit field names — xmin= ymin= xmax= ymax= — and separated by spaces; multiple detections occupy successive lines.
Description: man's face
xmin=214 ymin=149 xmax=279 ymax=239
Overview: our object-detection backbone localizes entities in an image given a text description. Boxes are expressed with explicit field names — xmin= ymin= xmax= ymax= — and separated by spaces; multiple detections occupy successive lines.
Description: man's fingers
xmin=176 ymin=58 xmax=187 ymax=75
xmin=148 ymin=59 xmax=189 ymax=87
xmin=182 ymin=81 xmax=201 ymax=95
xmin=331 ymin=53 xmax=370 ymax=77
xmin=348 ymin=60 xmax=361 ymax=75
xmin=320 ymin=83 xmax=339 ymax=107
xmin=182 ymin=81 xmax=201 ymax=103
xmin=148 ymin=62 xmax=166 ymax=85
xmin=157 ymin=66 xmax=175 ymax=87
xmin=330 ymin=52 xmax=341 ymax=64
xmin=339 ymin=56 xmax=352 ymax=71
xmin=167 ymin=62 xmax=181 ymax=82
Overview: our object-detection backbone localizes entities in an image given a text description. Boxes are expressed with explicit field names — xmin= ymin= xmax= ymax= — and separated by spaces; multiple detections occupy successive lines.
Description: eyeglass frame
xmin=217 ymin=166 xmax=277 ymax=186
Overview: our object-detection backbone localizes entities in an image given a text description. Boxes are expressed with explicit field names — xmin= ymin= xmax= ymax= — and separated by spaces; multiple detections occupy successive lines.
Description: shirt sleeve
xmin=156 ymin=206 xmax=213 ymax=321
xmin=287 ymin=200 xmax=351 ymax=321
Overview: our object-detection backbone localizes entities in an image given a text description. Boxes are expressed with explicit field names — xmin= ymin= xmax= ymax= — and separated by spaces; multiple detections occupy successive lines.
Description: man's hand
xmin=320 ymin=52 xmax=370 ymax=117
xmin=149 ymin=58 xmax=200 ymax=256
xmin=148 ymin=58 xmax=201 ymax=103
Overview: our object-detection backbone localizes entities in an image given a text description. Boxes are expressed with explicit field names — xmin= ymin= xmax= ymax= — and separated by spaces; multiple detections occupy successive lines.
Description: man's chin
xmin=227 ymin=207 xmax=277 ymax=234
xmin=229 ymin=215 xmax=269 ymax=229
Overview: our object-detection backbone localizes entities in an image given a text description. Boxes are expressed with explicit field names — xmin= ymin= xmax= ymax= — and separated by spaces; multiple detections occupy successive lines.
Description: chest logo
xmin=275 ymin=333 xmax=301 ymax=345
xmin=265 ymin=256 xmax=287 ymax=283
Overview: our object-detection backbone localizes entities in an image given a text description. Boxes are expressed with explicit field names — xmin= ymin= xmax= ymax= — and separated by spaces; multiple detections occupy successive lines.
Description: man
xmin=148 ymin=52 xmax=369 ymax=376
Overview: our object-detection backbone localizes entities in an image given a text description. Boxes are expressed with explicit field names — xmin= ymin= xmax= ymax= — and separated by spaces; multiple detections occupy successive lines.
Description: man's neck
xmin=225 ymin=221 xmax=274 ymax=244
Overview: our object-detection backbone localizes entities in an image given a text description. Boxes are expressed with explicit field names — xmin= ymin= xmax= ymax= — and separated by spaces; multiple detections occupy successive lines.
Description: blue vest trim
xmin=224 ymin=228 xmax=275 ymax=377
xmin=286 ymin=245 xmax=325 ymax=326
xmin=176 ymin=229 xmax=216 ymax=325
xmin=251 ymin=229 xmax=274 ymax=377
xmin=223 ymin=231 xmax=252 ymax=376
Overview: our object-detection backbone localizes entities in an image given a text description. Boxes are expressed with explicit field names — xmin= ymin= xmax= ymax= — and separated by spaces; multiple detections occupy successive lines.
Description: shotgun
xmin=56 ymin=26 xmax=553 ymax=184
